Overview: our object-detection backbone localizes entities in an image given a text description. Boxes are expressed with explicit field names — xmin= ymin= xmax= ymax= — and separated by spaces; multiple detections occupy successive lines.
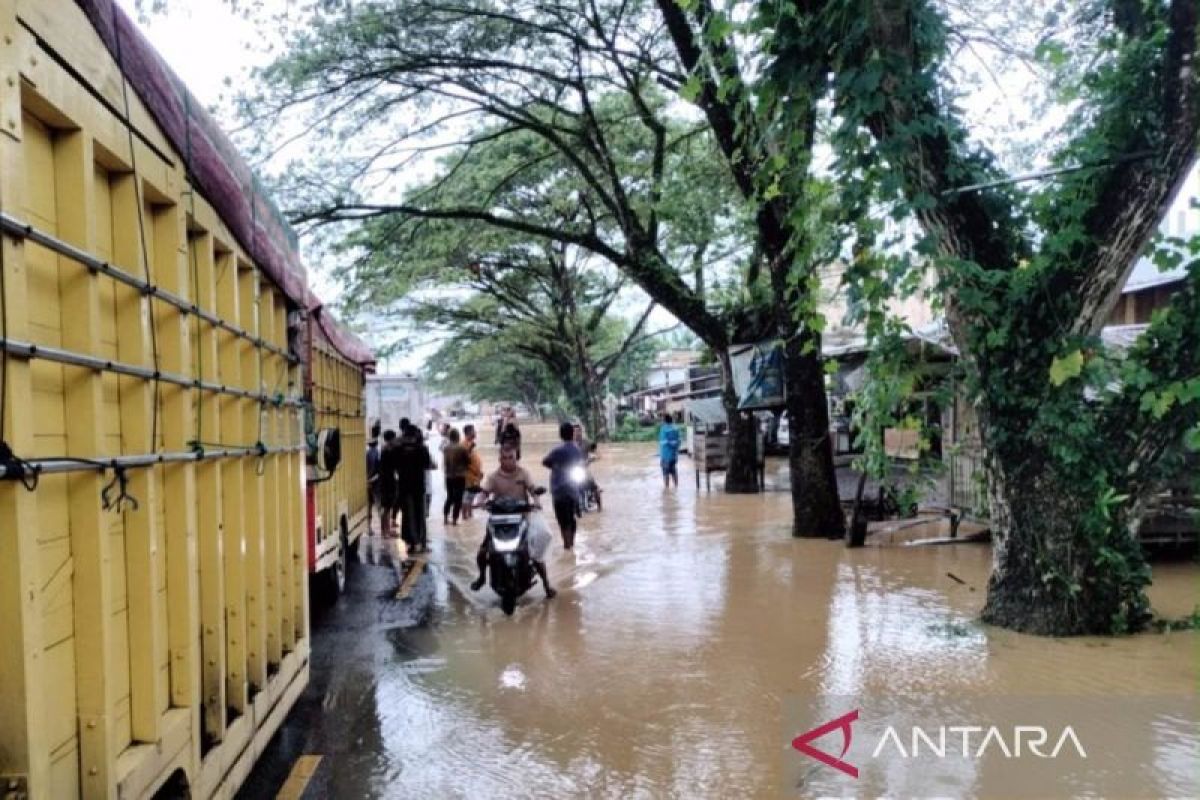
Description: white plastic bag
xmin=527 ymin=511 xmax=553 ymax=562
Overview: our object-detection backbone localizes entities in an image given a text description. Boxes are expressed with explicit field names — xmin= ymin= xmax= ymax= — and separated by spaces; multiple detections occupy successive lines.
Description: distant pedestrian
xmin=442 ymin=429 xmax=469 ymax=525
xmin=462 ymin=424 xmax=484 ymax=520
xmin=366 ymin=436 xmax=381 ymax=527
xmin=659 ymin=413 xmax=681 ymax=489
xmin=424 ymin=442 xmax=435 ymax=519
xmin=395 ymin=427 xmax=434 ymax=553
xmin=392 ymin=419 xmax=411 ymax=528
xmin=542 ymin=422 xmax=584 ymax=549
xmin=500 ymin=421 xmax=522 ymax=461
xmin=377 ymin=430 xmax=400 ymax=538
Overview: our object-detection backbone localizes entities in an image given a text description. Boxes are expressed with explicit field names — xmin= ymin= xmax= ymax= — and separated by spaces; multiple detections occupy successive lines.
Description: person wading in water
xmin=542 ymin=421 xmax=584 ymax=549
xmin=377 ymin=429 xmax=400 ymax=539
xmin=442 ymin=428 xmax=469 ymax=526
xmin=462 ymin=424 xmax=484 ymax=521
xmin=396 ymin=426 xmax=434 ymax=553
xmin=500 ymin=419 xmax=522 ymax=461
xmin=659 ymin=413 xmax=681 ymax=489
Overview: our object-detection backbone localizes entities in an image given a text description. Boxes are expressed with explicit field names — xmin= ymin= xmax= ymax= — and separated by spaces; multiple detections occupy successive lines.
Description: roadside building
xmin=623 ymin=350 xmax=720 ymax=417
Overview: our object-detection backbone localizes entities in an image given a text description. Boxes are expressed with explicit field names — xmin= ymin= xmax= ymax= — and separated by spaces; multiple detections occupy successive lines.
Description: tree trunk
xmin=980 ymin=452 xmax=1151 ymax=635
xmin=717 ymin=348 xmax=761 ymax=494
xmin=519 ymin=385 xmax=544 ymax=422
xmin=783 ymin=329 xmax=846 ymax=537
xmin=582 ymin=372 xmax=608 ymax=441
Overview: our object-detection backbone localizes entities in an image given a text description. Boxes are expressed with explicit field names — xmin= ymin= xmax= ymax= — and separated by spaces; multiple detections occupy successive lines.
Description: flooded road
xmin=243 ymin=424 xmax=1199 ymax=799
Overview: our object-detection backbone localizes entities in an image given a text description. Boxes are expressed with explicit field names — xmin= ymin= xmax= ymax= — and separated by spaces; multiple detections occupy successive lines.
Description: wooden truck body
xmin=0 ymin=2 xmax=372 ymax=797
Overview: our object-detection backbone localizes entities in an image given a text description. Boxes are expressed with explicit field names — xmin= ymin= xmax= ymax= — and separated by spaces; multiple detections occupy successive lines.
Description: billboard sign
xmin=731 ymin=340 xmax=785 ymax=410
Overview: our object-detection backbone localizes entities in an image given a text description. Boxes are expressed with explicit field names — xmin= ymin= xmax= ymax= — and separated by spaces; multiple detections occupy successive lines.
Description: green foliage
xmin=610 ymin=416 xmax=661 ymax=442
xmin=609 ymin=416 xmax=686 ymax=443
xmin=1049 ymin=350 xmax=1085 ymax=387
xmin=425 ymin=335 xmax=557 ymax=409
xmin=1150 ymin=606 xmax=1200 ymax=633
xmin=238 ymin=0 xmax=767 ymax=360
xmin=757 ymin=0 xmax=1200 ymax=633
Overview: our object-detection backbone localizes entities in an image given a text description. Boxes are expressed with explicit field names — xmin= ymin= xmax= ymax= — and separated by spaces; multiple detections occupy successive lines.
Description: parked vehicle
xmin=0 ymin=3 xmax=372 ymax=797
xmin=304 ymin=309 xmax=373 ymax=598
xmin=484 ymin=489 xmax=547 ymax=615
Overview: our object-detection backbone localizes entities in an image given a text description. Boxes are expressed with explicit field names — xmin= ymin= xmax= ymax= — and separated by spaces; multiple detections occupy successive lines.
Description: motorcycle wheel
xmin=501 ymin=594 xmax=517 ymax=616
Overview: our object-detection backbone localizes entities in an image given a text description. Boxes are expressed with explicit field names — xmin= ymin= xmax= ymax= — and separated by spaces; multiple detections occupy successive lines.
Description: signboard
xmin=731 ymin=340 xmax=785 ymax=410
xmin=379 ymin=383 xmax=411 ymax=401
xmin=884 ymin=427 xmax=921 ymax=459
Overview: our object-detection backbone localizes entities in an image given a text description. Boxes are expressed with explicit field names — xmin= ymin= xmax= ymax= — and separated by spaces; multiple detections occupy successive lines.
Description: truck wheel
xmin=327 ymin=532 xmax=348 ymax=596
xmin=340 ymin=515 xmax=357 ymax=561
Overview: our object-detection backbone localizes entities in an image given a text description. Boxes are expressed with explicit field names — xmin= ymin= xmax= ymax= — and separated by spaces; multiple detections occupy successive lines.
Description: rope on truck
xmin=0 ymin=12 xmax=310 ymax=505
xmin=0 ymin=213 xmax=293 ymax=361
xmin=112 ymin=6 xmax=164 ymax=454
xmin=0 ymin=445 xmax=306 ymax=482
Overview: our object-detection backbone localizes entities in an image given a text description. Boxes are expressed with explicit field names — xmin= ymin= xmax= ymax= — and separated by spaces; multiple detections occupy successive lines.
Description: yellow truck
xmin=304 ymin=307 xmax=372 ymax=597
xmin=0 ymin=1 xmax=373 ymax=796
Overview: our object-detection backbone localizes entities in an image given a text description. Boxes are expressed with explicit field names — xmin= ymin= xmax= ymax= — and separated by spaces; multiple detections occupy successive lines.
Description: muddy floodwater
xmin=289 ymin=424 xmax=1199 ymax=799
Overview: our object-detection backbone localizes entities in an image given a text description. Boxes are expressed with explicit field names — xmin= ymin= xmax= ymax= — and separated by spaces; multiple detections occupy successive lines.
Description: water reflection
xmin=346 ymin=423 xmax=1198 ymax=798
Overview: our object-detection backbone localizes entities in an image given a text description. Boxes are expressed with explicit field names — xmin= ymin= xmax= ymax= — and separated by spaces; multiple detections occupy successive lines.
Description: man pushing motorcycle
xmin=471 ymin=445 xmax=556 ymax=599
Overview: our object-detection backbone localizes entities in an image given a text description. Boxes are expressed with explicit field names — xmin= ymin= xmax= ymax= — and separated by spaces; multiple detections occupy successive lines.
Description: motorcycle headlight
xmin=569 ymin=464 xmax=587 ymax=484
xmin=493 ymin=536 xmax=521 ymax=553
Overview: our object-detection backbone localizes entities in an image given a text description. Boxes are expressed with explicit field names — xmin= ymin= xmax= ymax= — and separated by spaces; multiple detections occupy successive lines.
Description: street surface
xmin=239 ymin=424 xmax=1200 ymax=799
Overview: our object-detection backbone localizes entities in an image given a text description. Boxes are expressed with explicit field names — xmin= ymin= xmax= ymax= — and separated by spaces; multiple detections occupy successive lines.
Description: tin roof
xmin=1121 ymin=258 xmax=1188 ymax=294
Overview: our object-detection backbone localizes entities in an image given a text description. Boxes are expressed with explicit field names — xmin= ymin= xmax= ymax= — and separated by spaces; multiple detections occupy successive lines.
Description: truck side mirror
xmin=307 ymin=427 xmax=342 ymax=481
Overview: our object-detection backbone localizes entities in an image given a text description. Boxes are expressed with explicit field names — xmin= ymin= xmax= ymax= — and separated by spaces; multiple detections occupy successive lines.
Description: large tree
xmin=425 ymin=334 xmax=560 ymax=420
xmin=769 ymin=0 xmax=1200 ymax=633
xmin=246 ymin=0 xmax=840 ymax=504
xmin=340 ymin=194 xmax=662 ymax=438
xmin=654 ymin=0 xmax=852 ymax=536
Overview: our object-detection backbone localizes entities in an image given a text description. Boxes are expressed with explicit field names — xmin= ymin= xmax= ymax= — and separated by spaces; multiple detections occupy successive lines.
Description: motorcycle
xmin=485 ymin=487 xmax=547 ymax=615
xmin=570 ymin=457 xmax=602 ymax=514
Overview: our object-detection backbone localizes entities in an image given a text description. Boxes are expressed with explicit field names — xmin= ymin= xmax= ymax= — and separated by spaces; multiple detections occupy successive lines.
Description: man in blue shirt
xmin=659 ymin=413 xmax=681 ymax=489
xmin=542 ymin=421 xmax=584 ymax=549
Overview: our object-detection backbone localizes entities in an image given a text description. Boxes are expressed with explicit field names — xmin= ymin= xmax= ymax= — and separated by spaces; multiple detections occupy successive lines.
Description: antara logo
xmin=792 ymin=710 xmax=859 ymax=778
xmin=792 ymin=710 xmax=1088 ymax=778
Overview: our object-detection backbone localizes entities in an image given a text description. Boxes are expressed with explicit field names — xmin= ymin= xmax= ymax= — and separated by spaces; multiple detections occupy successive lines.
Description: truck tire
xmin=324 ymin=530 xmax=348 ymax=597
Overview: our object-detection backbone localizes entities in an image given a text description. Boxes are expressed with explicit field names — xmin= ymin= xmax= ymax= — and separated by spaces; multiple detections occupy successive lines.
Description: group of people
xmin=437 ymin=422 xmax=485 ymax=524
xmin=365 ymin=410 xmax=684 ymax=606
xmin=367 ymin=412 xmax=607 ymax=598
xmin=366 ymin=418 xmax=487 ymax=553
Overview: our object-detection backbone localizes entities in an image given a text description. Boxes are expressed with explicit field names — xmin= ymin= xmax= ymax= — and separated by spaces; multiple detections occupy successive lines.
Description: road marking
xmin=396 ymin=555 xmax=427 ymax=599
xmin=276 ymin=754 xmax=322 ymax=800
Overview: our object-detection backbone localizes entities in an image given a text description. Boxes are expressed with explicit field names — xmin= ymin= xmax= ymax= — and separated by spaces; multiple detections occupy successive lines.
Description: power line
xmin=941 ymin=149 xmax=1158 ymax=197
